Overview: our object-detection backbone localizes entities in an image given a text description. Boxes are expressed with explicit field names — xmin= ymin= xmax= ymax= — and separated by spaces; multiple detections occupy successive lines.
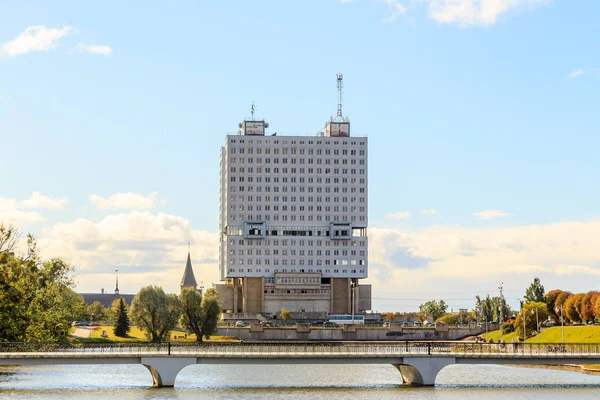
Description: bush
xmin=501 ymin=322 xmax=515 ymax=334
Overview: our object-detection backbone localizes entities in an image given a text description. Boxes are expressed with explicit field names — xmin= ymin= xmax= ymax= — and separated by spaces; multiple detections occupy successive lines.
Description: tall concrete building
xmin=216 ymin=76 xmax=371 ymax=318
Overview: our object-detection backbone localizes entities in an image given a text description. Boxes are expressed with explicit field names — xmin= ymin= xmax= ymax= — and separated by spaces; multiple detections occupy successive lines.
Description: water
xmin=2 ymin=363 xmax=600 ymax=399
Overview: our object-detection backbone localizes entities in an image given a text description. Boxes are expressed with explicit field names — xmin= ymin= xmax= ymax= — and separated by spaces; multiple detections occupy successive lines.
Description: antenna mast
xmin=336 ymin=73 xmax=343 ymax=119
xmin=251 ymin=102 xmax=256 ymax=120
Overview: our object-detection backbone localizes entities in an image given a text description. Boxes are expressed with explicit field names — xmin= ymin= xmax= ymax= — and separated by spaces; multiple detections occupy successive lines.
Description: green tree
xmin=130 ymin=285 xmax=181 ymax=342
xmin=199 ymin=288 xmax=221 ymax=340
xmin=0 ymin=224 xmax=86 ymax=342
xmin=514 ymin=301 xmax=548 ymax=339
xmin=179 ymin=287 xmax=221 ymax=342
xmin=524 ymin=277 xmax=546 ymax=303
xmin=564 ymin=294 xmax=582 ymax=323
xmin=113 ymin=297 xmax=130 ymax=337
xmin=280 ymin=307 xmax=292 ymax=321
xmin=418 ymin=300 xmax=448 ymax=322
xmin=87 ymin=301 xmax=108 ymax=322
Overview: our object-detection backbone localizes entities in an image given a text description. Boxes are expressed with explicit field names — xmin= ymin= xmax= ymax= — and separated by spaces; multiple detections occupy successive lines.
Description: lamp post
xmin=531 ymin=307 xmax=540 ymax=344
xmin=521 ymin=308 xmax=526 ymax=342
xmin=555 ymin=305 xmax=564 ymax=344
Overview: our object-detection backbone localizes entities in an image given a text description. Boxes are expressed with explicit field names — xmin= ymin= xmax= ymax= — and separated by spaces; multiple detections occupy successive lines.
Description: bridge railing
xmin=1 ymin=342 xmax=600 ymax=357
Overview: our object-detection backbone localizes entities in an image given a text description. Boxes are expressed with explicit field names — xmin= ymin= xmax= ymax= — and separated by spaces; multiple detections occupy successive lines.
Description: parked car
xmin=425 ymin=322 xmax=434 ymax=327
xmin=235 ymin=321 xmax=249 ymax=327
xmin=413 ymin=321 xmax=423 ymax=327
xmin=89 ymin=322 xmax=100 ymax=327
xmin=310 ymin=321 xmax=325 ymax=326
xmin=382 ymin=322 xmax=390 ymax=327
xmin=260 ymin=321 xmax=272 ymax=327
xmin=323 ymin=322 xmax=339 ymax=328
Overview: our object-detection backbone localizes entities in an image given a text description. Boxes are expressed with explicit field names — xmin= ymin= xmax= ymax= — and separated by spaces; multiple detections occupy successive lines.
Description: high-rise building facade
xmin=216 ymin=81 xmax=371 ymax=318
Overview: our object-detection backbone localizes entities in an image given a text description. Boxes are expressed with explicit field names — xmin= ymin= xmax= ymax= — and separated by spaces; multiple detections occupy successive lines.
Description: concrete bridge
xmin=1 ymin=342 xmax=599 ymax=388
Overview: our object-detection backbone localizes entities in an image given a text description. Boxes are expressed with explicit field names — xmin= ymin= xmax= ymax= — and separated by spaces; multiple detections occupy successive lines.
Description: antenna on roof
xmin=336 ymin=73 xmax=344 ymax=119
xmin=251 ymin=102 xmax=256 ymax=120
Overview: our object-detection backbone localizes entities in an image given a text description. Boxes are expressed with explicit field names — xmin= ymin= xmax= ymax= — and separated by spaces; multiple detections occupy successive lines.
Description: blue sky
xmin=1 ymin=0 xmax=599 ymax=312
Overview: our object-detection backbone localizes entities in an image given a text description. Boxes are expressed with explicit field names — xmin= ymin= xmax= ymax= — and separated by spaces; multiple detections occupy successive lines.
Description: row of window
xmin=229 ymin=139 xmax=366 ymax=146
xmin=230 ymin=186 xmax=365 ymax=194
xmin=231 ymin=249 xmax=367 ymax=256
xmin=226 ymin=268 xmax=366 ymax=274
xmin=227 ymin=171 xmax=366 ymax=186
xmin=230 ymin=177 xmax=366 ymax=186
xmin=226 ymin=195 xmax=366 ymax=204
xmin=277 ymin=276 xmax=320 ymax=284
xmin=229 ymin=259 xmax=366 ymax=266
xmin=227 ymin=239 xmax=367 ymax=246
xmin=264 ymin=289 xmax=330 ymax=295
xmin=231 ymin=205 xmax=366 ymax=212
xmin=230 ymin=147 xmax=366 ymax=156
xmin=228 ymin=157 xmax=365 ymax=166
xmin=229 ymin=215 xmax=366 ymax=222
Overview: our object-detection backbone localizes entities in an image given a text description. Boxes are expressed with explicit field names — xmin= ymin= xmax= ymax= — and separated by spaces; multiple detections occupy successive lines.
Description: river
xmin=2 ymin=363 xmax=600 ymax=399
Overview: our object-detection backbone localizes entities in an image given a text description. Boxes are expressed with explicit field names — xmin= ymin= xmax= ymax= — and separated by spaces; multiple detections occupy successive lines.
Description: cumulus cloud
xmin=0 ymin=192 xmax=67 ymax=225
xmin=366 ymin=219 xmax=600 ymax=311
xmin=350 ymin=0 xmax=551 ymax=27
xmin=474 ymin=209 xmax=512 ymax=219
xmin=1 ymin=25 xmax=72 ymax=57
xmin=385 ymin=211 xmax=412 ymax=220
xmin=22 ymin=191 xmax=67 ymax=209
xmin=37 ymin=211 xmax=219 ymax=293
xmin=420 ymin=208 xmax=437 ymax=215
xmin=89 ymin=192 xmax=165 ymax=210
xmin=76 ymin=43 xmax=112 ymax=56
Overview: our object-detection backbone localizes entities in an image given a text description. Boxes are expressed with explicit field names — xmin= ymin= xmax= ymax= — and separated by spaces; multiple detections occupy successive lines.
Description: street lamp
xmin=531 ymin=307 xmax=540 ymax=344
xmin=555 ymin=305 xmax=565 ymax=344
xmin=521 ymin=308 xmax=526 ymax=342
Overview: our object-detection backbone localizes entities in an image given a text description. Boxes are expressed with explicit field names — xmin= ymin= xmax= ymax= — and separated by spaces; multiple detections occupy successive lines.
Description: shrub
xmin=501 ymin=322 xmax=515 ymax=334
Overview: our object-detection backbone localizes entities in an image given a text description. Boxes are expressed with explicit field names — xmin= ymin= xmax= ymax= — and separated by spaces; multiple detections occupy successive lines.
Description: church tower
xmin=180 ymin=251 xmax=198 ymax=291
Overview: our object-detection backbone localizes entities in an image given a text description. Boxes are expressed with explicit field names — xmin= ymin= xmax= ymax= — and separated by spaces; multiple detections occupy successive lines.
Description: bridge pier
xmin=141 ymin=357 xmax=196 ymax=388
xmin=393 ymin=357 xmax=455 ymax=386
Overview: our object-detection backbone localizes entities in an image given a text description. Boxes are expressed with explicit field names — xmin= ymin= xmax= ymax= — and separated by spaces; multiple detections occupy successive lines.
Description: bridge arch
xmin=141 ymin=357 xmax=197 ymax=387
xmin=393 ymin=357 xmax=456 ymax=386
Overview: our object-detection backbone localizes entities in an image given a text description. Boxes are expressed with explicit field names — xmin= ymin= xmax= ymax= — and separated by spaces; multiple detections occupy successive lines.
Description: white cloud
xmin=428 ymin=0 xmax=552 ymax=26
xmin=89 ymin=192 xmax=164 ymax=210
xmin=1 ymin=25 xmax=72 ymax=57
xmin=385 ymin=211 xmax=412 ymax=219
xmin=366 ymin=219 xmax=600 ymax=311
xmin=22 ymin=191 xmax=67 ymax=209
xmin=0 ymin=192 xmax=67 ymax=225
xmin=382 ymin=0 xmax=408 ymax=22
xmin=76 ymin=43 xmax=112 ymax=56
xmin=351 ymin=0 xmax=551 ymax=27
xmin=37 ymin=211 xmax=219 ymax=294
xmin=420 ymin=208 xmax=437 ymax=215
xmin=474 ymin=209 xmax=512 ymax=219
xmin=569 ymin=69 xmax=585 ymax=78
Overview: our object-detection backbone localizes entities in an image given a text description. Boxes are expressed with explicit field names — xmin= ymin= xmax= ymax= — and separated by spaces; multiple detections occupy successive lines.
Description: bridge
xmin=1 ymin=342 xmax=599 ymax=388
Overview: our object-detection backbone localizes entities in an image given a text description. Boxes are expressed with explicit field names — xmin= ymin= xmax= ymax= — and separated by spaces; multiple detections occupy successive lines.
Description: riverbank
xmin=512 ymin=363 xmax=600 ymax=376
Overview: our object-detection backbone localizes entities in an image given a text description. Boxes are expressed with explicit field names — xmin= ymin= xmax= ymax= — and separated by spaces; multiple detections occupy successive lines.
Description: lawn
xmin=483 ymin=326 xmax=600 ymax=344
xmin=86 ymin=326 xmax=238 ymax=343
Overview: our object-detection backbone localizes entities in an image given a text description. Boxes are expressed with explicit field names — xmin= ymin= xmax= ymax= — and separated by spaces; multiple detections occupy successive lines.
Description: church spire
xmin=180 ymin=248 xmax=198 ymax=291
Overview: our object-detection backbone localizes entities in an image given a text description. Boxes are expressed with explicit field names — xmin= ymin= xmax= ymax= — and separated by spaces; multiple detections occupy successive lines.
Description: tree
xmin=581 ymin=291 xmax=598 ymax=323
xmin=555 ymin=291 xmax=572 ymax=315
xmin=87 ymin=301 xmax=108 ymax=322
xmin=545 ymin=289 xmax=564 ymax=322
xmin=130 ymin=286 xmax=181 ymax=342
xmin=514 ymin=301 xmax=548 ymax=339
xmin=564 ymin=294 xmax=582 ymax=323
xmin=179 ymin=287 xmax=222 ymax=342
xmin=280 ymin=308 xmax=292 ymax=321
xmin=113 ymin=297 xmax=130 ymax=337
xmin=418 ymin=300 xmax=448 ymax=322
xmin=0 ymin=224 xmax=86 ymax=342
xmin=524 ymin=277 xmax=545 ymax=303
xmin=199 ymin=288 xmax=221 ymax=341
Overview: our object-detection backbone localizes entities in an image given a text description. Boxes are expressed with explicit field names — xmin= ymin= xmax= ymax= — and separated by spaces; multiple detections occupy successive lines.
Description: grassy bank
xmin=483 ymin=326 xmax=600 ymax=343
xmin=80 ymin=326 xmax=238 ymax=343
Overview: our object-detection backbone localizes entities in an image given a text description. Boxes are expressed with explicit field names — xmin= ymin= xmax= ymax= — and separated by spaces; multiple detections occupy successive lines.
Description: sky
xmin=1 ymin=0 xmax=599 ymax=313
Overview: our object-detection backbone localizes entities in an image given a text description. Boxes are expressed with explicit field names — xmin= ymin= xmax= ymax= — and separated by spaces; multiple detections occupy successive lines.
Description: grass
xmin=483 ymin=326 xmax=600 ymax=344
xmin=85 ymin=326 xmax=238 ymax=343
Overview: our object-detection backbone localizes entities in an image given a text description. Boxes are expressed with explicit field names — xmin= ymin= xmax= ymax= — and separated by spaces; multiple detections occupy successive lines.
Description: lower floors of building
xmin=214 ymin=274 xmax=371 ymax=317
